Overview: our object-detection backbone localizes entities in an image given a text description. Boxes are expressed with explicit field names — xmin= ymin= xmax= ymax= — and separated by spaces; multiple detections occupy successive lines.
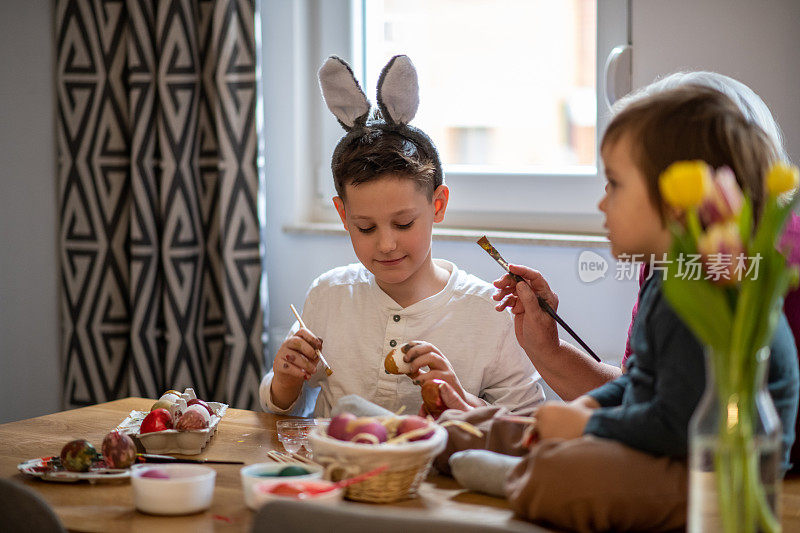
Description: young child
xmin=259 ymin=55 xmax=544 ymax=417
xmin=518 ymin=71 xmax=800 ymax=403
xmin=436 ymin=85 xmax=799 ymax=532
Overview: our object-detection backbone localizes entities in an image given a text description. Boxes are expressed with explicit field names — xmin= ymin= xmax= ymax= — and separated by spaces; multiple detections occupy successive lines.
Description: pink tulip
xmin=696 ymin=221 xmax=746 ymax=285
xmin=698 ymin=167 xmax=744 ymax=228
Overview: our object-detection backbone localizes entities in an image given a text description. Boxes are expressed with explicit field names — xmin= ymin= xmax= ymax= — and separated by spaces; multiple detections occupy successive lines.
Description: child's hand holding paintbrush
xmin=290 ymin=304 xmax=333 ymax=377
xmin=269 ymin=305 xmax=332 ymax=410
xmin=477 ymin=236 xmax=601 ymax=362
xmin=493 ymin=263 xmax=565 ymax=358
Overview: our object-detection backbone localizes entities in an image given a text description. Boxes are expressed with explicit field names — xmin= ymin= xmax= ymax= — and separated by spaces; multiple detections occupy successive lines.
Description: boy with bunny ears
xmin=259 ymin=55 xmax=544 ymax=417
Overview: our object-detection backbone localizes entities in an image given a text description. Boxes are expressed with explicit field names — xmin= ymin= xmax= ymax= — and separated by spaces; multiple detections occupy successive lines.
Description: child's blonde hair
xmin=602 ymin=85 xmax=779 ymax=221
xmin=612 ymin=71 xmax=788 ymax=163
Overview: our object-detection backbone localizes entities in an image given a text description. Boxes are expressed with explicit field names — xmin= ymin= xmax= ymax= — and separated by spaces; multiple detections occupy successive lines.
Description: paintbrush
xmin=137 ymin=453 xmax=244 ymax=465
xmin=290 ymin=304 xmax=333 ymax=376
xmin=477 ymin=236 xmax=601 ymax=362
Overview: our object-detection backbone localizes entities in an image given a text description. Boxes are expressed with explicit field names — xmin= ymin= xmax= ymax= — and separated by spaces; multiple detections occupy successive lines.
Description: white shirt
xmin=260 ymin=260 xmax=544 ymax=417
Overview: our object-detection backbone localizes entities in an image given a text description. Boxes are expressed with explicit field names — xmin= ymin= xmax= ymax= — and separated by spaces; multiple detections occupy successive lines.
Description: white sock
xmin=449 ymin=449 xmax=521 ymax=498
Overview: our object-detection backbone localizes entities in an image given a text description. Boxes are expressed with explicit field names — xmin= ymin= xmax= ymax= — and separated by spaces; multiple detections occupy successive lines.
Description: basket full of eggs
xmin=307 ymin=347 xmax=482 ymax=503
xmin=308 ymin=413 xmax=448 ymax=503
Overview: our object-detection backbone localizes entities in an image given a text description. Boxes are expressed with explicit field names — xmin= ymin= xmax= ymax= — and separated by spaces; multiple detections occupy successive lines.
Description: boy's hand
xmin=533 ymin=401 xmax=593 ymax=441
xmin=270 ymin=328 xmax=322 ymax=409
xmin=492 ymin=264 xmax=560 ymax=357
xmin=403 ymin=341 xmax=484 ymax=408
xmin=439 ymin=381 xmax=474 ymax=411
xmin=417 ymin=380 xmax=474 ymax=416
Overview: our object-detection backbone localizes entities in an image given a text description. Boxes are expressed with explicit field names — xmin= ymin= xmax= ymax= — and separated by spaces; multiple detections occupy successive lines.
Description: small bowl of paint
xmin=240 ymin=462 xmax=323 ymax=510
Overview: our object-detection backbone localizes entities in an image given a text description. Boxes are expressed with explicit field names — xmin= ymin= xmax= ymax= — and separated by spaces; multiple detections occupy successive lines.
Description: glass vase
xmin=688 ymin=347 xmax=783 ymax=533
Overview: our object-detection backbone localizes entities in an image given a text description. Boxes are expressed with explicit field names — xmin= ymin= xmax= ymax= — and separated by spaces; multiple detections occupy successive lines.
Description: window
xmin=272 ymin=0 xmax=629 ymax=234
xmin=363 ymin=0 xmax=597 ymax=170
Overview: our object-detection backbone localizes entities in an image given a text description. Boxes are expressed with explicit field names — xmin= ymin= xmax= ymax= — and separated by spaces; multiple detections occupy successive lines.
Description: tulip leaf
xmin=663 ymin=274 xmax=732 ymax=353
xmin=738 ymin=196 xmax=753 ymax=243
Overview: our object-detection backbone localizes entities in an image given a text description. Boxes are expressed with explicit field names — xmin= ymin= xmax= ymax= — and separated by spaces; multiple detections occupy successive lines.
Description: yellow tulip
xmin=766 ymin=162 xmax=799 ymax=197
xmin=659 ymin=161 xmax=712 ymax=210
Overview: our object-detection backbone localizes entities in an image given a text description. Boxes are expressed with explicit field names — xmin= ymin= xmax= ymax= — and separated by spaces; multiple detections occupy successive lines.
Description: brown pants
xmin=507 ymin=436 xmax=687 ymax=532
xmin=437 ymin=407 xmax=688 ymax=532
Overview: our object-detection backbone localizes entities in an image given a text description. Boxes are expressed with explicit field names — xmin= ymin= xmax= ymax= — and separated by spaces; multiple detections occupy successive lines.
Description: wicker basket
xmin=308 ymin=424 xmax=447 ymax=503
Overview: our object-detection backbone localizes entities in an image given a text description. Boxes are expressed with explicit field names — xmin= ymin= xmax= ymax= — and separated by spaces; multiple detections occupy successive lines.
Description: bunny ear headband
xmin=318 ymin=54 xmax=444 ymax=187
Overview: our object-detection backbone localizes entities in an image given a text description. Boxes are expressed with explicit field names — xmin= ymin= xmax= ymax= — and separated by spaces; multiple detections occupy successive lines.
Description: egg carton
xmin=116 ymin=392 xmax=228 ymax=455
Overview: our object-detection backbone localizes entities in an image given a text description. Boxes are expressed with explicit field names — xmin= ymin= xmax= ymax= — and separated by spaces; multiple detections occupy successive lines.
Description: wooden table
xmin=4 ymin=398 xmax=800 ymax=532
xmin=0 ymin=398 xmax=530 ymax=533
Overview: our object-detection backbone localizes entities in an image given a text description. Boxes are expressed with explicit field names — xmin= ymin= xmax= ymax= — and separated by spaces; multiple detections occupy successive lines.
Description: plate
xmin=18 ymin=457 xmax=130 ymax=483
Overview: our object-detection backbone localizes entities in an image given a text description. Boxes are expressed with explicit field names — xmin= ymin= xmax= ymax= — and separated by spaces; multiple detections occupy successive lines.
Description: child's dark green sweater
xmin=584 ymin=275 xmax=799 ymax=472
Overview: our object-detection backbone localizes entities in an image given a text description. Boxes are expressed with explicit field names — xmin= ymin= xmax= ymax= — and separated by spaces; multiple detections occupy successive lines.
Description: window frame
xmin=275 ymin=0 xmax=630 ymax=235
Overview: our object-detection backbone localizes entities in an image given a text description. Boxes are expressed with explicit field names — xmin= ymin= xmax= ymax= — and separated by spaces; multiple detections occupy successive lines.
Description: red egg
xmin=140 ymin=408 xmax=173 ymax=433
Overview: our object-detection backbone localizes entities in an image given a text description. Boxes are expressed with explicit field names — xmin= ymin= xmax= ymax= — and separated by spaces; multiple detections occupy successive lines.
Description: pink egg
xmin=176 ymin=408 xmax=209 ymax=430
xmin=327 ymin=413 xmax=357 ymax=441
xmin=348 ymin=419 xmax=387 ymax=444
xmin=396 ymin=415 xmax=434 ymax=441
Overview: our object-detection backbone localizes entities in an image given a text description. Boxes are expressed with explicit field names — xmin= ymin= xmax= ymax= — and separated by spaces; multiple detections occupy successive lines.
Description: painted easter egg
xmin=101 ymin=430 xmax=137 ymax=468
xmin=60 ymin=439 xmax=98 ymax=472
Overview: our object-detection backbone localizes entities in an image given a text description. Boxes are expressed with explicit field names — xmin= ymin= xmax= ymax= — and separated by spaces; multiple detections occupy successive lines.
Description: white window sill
xmin=283 ymin=222 xmax=610 ymax=249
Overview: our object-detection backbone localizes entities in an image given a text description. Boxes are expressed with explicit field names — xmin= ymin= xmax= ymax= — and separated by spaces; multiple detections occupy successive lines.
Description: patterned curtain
xmin=55 ymin=0 xmax=265 ymax=409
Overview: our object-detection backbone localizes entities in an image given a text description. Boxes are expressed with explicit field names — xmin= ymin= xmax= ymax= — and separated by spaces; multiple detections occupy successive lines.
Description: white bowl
xmin=131 ymin=464 xmax=216 ymax=515
xmin=252 ymin=479 xmax=343 ymax=508
xmin=240 ymin=462 xmax=323 ymax=510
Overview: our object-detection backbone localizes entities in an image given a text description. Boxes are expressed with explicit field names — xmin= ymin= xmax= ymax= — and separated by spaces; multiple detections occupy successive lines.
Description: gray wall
xmin=631 ymin=0 xmax=800 ymax=164
xmin=2 ymin=0 xmax=799 ymax=423
xmin=0 ymin=0 xmax=60 ymax=423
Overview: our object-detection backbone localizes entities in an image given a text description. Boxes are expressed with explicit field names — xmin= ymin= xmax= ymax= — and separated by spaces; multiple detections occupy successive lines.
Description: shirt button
xmin=389 ymin=339 xmax=397 ymax=347
xmin=393 ymin=314 xmax=401 ymax=322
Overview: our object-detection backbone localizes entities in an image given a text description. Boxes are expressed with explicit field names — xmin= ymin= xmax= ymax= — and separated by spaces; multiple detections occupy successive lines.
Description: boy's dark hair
xmin=332 ymin=124 xmax=439 ymax=199
xmin=602 ymin=85 xmax=778 ymax=221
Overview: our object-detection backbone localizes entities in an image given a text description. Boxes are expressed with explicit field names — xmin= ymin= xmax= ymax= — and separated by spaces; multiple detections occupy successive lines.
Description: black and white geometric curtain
xmin=55 ymin=0 xmax=265 ymax=409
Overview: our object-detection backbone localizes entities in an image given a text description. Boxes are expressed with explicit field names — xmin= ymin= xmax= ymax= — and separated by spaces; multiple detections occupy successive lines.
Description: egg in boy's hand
xmin=383 ymin=348 xmax=413 ymax=375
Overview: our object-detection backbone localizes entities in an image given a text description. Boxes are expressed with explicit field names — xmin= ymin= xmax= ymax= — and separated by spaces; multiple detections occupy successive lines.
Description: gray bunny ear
xmin=318 ymin=56 xmax=371 ymax=130
xmin=376 ymin=55 xmax=419 ymax=125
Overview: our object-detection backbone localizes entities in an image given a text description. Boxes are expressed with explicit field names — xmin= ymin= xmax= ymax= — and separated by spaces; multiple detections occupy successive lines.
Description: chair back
xmin=0 ymin=478 xmax=66 ymax=533
xmin=251 ymin=499 xmax=549 ymax=533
